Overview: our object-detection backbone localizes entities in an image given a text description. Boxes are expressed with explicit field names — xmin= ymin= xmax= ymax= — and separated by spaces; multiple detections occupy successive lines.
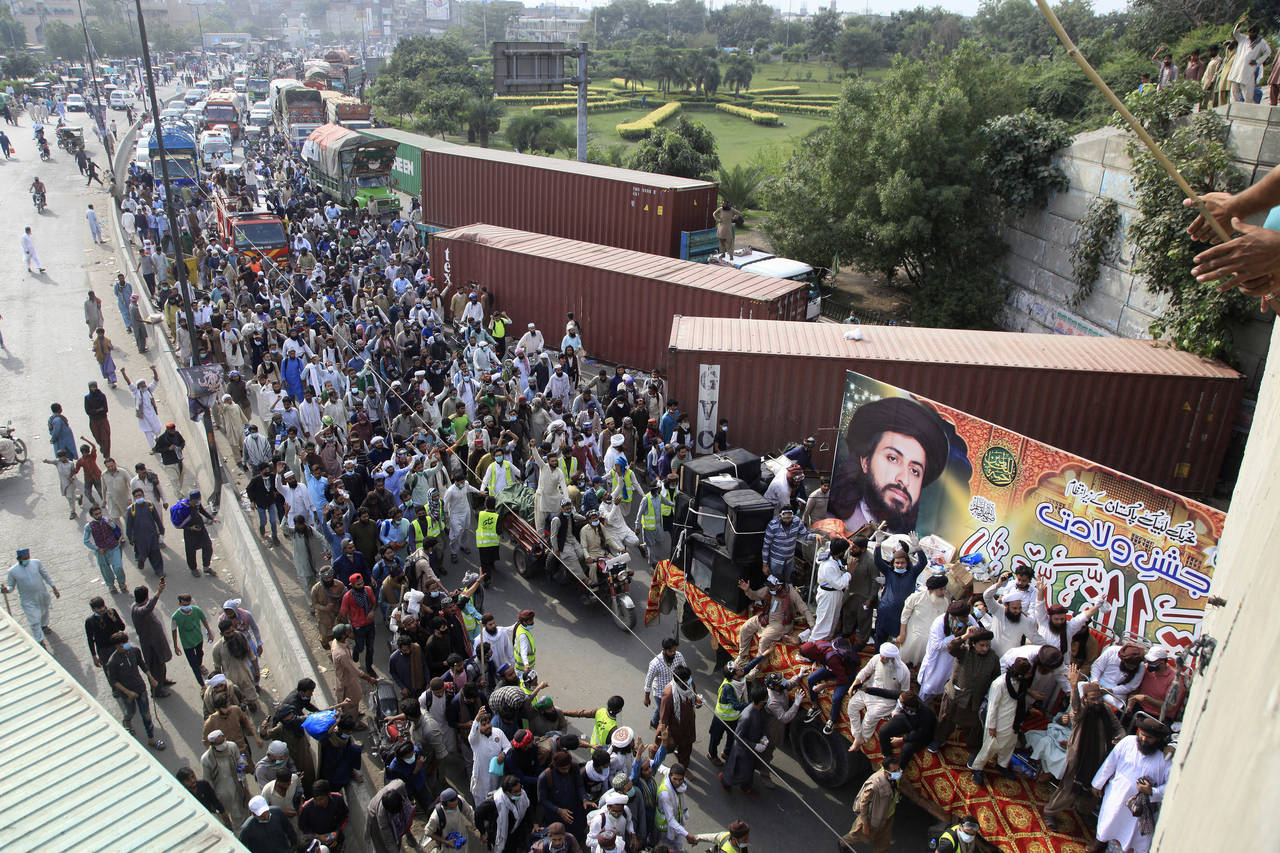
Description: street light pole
xmin=74 ymin=0 xmax=110 ymax=154
xmin=132 ymin=0 xmax=224 ymax=508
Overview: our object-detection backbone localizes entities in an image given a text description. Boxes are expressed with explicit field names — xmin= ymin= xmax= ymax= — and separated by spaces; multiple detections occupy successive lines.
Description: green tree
xmin=764 ymin=43 xmax=1045 ymax=329
xmin=688 ymin=49 xmax=721 ymax=97
xmin=806 ymin=8 xmax=842 ymax=59
xmin=835 ymin=23 xmax=884 ymax=74
xmin=0 ymin=7 xmax=26 ymax=50
xmin=465 ymin=96 xmax=505 ymax=147
xmin=722 ymin=53 xmax=755 ymax=93
xmin=628 ymin=115 xmax=720 ymax=179
xmin=980 ymin=109 xmax=1070 ymax=216
xmin=3 ymin=53 xmax=40 ymax=78
xmin=504 ymin=113 xmax=576 ymax=154
xmin=1120 ymin=83 xmax=1250 ymax=360
xmin=43 ymin=21 xmax=84 ymax=61
xmin=710 ymin=0 xmax=775 ymax=47
xmin=717 ymin=163 xmax=765 ymax=208
xmin=414 ymin=86 xmax=470 ymax=140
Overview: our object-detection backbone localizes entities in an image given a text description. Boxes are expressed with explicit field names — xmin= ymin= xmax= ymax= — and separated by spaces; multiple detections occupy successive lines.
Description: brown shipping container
xmin=431 ymin=226 xmax=807 ymax=369
xmin=419 ymin=144 xmax=718 ymax=257
xmin=666 ymin=317 xmax=1243 ymax=496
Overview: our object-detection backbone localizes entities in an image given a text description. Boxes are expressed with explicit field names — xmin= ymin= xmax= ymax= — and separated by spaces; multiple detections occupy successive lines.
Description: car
xmin=160 ymin=106 xmax=185 ymax=121
xmin=233 ymin=76 xmax=247 ymax=92
xmin=183 ymin=88 xmax=204 ymax=105
xmin=198 ymin=129 xmax=232 ymax=167
xmin=109 ymin=90 xmax=135 ymax=110
xmin=65 ymin=94 xmax=86 ymax=111
xmin=251 ymin=100 xmax=269 ymax=111
xmin=193 ymin=80 xmax=211 ymax=92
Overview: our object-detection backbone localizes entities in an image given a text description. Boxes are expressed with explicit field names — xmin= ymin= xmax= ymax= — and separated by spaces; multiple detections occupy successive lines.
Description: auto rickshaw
xmin=56 ymin=125 xmax=84 ymax=153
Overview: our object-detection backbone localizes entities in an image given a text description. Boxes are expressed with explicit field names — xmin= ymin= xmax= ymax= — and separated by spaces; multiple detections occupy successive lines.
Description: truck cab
xmin=711 ymin=248 xmax=824 ymax=320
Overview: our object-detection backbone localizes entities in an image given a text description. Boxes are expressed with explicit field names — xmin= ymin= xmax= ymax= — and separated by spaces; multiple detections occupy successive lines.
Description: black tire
xmin=513 ymin=547 xmax=536 ymax=578
xmin=790 ymin=715 xmax=856 ymax=787
xmin=12 ymin=438 xmax=26 ymax=463
xmin=615 ymin=596 xmax=636 ymax=632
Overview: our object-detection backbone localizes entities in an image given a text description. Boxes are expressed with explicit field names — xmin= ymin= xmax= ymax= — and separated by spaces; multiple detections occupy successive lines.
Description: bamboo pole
xmin=1032 ymin=0 xmax=1233 ymax=245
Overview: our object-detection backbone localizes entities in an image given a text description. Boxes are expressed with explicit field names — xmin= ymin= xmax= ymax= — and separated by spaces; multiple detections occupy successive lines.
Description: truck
xmin=272 ymin=79 xmax=324 ymax=143
xmin=246 ymin=77 xmax=270 ymax=102
xmin=708 ymin=248 xmax=824 ymax=321
xmin=664 ymin=316 xmax=1243 ymax=495
xmin=324 ymin=49 xmax=353 ymax=92
xmin=212 ymin=188 xmax=289 ymax=263
xmin=320 ymin=90 xmax=372 ymax=129
xmin=201 ymin=95 xmax=241 ymax=139
xmin=428 ymin=224 xmax=808 ymax=370
xmin=357 ymin=126 xmax=718 ymax=259
xmin=302 ymin=59 xmax=330 ymax=90
xmin=303 ymin=124 xmax=401 ymax=218
xmin=148 ymin=122 xmax=199 ymax=187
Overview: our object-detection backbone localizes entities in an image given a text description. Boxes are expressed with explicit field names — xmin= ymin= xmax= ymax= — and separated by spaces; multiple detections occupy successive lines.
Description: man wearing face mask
xmin=1126 ymin=646 xmax=1185 ymax=722
xmin=981 ymin=580 xmax=1032 ymax=656
xmin=202 ymin=729 xmax=247 ymax=824
xmin=872 ymin=544 xmax=927 ymax=645
xmin=875 ymin=689 xmax=936 ymax=769
xmin=238 ymin=794 xmax=298 ymax=853
xmin=917 ymin=600 xmax=980 ymax=704
xmin=692 ymin=820 xmax=751 ymax=852
xmin=481 ymin=443 xmax=521 ymax=494
xmin=839 ymin=756 xmax=934 ymax=852
xmin=4 ymin=548 xmax=60 ymax=646
xmin=933 ymin=815 xmax=999 ymax=853
xmin=106 ymin=630 xmax=166 ymax=750
xmin=1089 ymin=718 xmax=1172 ymax=853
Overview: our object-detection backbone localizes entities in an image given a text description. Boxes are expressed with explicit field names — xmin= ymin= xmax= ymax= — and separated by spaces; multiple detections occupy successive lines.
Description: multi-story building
xmin=506 ymin=5 xmax=588 ymax=43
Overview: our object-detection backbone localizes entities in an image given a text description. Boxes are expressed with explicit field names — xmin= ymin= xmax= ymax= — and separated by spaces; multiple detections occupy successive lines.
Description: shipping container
xmin=666 ymin=317 xmax=1243 ymax=496
xmin=357 ymin=126 xmax=717 ymax=257
xmin=430 ymin=226 xmax=808 ymax=370
xmin=358 ymin=127 xmax=451 ymax=200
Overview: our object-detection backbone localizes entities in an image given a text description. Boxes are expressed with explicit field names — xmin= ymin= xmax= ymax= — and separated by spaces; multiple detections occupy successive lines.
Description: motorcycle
xmin=31 ymin=190 xmax=45 ymax=212
xmin=0 ymin=421 xmax=29 ymax=472
xmin=37 ymin=139 xmax=49 ymax=161
xmin=591 ymin=551 xmax=636 ymax=631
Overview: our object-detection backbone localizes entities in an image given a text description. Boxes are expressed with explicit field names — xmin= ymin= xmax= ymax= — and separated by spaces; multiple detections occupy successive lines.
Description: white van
xmin=198 ymin=129 xmax=232 ymax=168
xmin=109 ymin=90 xmax=135 ymax=111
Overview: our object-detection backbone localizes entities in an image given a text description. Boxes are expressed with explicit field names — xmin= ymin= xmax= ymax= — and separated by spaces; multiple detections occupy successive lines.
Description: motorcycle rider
xmin=30 ymin=176 xmax=45 ymax=208
xmin=579 ymin=508 xmax=623 ymax=598
xmin=0 ymin=432 xmax=16 ymax=466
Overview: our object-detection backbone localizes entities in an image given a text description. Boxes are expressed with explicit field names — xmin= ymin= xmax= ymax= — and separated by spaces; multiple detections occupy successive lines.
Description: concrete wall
xmin=1151 ymin=319 xmax=1280 ymax=851
xmin=1001 ymin=104 xmax=1275 ymax=395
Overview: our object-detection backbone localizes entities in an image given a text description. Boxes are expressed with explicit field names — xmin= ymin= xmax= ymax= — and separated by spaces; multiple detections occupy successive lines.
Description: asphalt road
xmin=0 ymin=93 xmax=942 ymax=851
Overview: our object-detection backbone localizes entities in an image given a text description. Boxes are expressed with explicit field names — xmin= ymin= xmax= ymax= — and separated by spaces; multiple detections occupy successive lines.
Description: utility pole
xmin=74 ymin=0 xmax=110 ymax=153
xmin=572 ymin=41 xmax=588 ymax=163
xmin=132 ymin=0 xmax=224 ymax=508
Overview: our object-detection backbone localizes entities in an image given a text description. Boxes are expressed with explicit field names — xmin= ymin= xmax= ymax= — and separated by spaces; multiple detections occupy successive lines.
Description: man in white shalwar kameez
xmin=845 ymin=642 xmax=910 ymax=750
xmin=1091 ymin=722 xmax=1172 ymax=853
xmin=917 ymin=601 xmax=980 ymax=703
xmin=468 ymin=713 xmax=511 ymax=804
xmin=4 ymin=549 xmax=60 ymax=645
xmin=895 ymin=573 xmax=950 ymax=666
xmin=806 ymin=539 xmax=852 ymax=643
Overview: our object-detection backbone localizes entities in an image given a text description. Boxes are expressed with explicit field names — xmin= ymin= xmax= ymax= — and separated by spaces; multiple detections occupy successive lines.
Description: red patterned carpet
xmin=646 ymin=560 xmax=1092 ymax=853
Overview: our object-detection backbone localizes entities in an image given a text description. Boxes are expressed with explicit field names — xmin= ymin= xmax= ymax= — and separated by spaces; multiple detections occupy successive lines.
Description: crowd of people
xmin=5 ymin=54 xmax=1239 ymax=853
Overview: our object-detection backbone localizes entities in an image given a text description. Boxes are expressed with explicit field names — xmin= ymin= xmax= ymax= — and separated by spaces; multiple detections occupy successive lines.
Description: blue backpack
xmin=169 ymin=499 xmax=191 ymax=528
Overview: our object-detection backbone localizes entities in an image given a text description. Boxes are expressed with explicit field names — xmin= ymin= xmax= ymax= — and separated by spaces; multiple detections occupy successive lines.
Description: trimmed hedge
xmin=533 ymin=99 xmax=632 ymax=116
xmin=754 ymin=94 xmax=840 ymax=104
xmin=617 ymin=100 xmax=681 ymax=140
xmin=744 ymin=85 xmax=800 ymax=96
xmin=611 ymin=77 xmax=657 ymax=94
xmin=750 ymin=100 xmax=832 ymax=116
xmin=716 ymin=102 xmax=780 ymax=126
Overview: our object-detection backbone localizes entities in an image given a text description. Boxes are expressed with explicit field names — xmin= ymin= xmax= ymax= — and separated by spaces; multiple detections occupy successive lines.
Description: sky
xmin=559 ymin=0 xmax=1134 ymax=21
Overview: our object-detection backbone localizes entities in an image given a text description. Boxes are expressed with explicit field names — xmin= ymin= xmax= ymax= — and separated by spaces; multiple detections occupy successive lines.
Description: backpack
xmin=169 ymin=498 xmax=191 ymax=527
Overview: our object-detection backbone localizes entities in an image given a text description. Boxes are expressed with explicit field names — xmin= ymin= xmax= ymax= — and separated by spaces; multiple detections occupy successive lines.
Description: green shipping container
xmin=357 ymin=127 xmax=453 ymax=199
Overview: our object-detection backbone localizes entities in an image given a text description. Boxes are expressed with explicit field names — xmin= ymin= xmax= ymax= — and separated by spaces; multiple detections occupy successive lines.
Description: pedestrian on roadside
xmin=22 ymin=225 xmax=44 ymax=272
xmin=113 ymin=273 xmax=133 ymax=332
xmin=176 ymin=765 xmax=233 ymax=829
xmin=171 ymin=591 xmax=214 ymax=687
xmin=120 ymin=365 xmax=164 ymax=449
xmin=101 ymin=458 xmax=131 ymax=525
xmin=85 ymin=158 xmax=104 ymax=186
xmin=128 ymin=295 xmax=149 ymax=352
xmin=84 ymin=381 xmax=112 ymax=458
xmin=0 ymin=129 xmax=11 ymax=158
xmin=153 ymin=421 xmax=187 ymax=492
xmin=83 ymin=504 xmax=127 ymax=592
xmin=74 ymin=438 xmax=104 ymax=507
xmin=125 ymin=486 xmax=166 ymax=577
xmin=130 ymin=579 xmax=174 ymax=697
xmin=86 ymin=203 xmax=104 ymax=243
xmin=43 ymin=449 xmax=83 ymax=519
xmin=48 ymin=401 xmax=76 ymax=457
xmin=84 ymin=594 xmax=126 ymax=666
xmin=239 ymin=794 xmax=297 ymax=853
xmin=176 ymin=489 xmax=218 ymax=577
xmin=202 ymin=729 xmax=249 ymax=825
xmin=84 ymin=290 xmax=104 ymax=339
xmin=105 ymin=630 xmax=167 ymax=750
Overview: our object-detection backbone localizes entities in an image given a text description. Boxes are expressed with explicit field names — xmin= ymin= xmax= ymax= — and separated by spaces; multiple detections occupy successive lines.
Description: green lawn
xmin=745 ymin=60 xmax=853 ymax=94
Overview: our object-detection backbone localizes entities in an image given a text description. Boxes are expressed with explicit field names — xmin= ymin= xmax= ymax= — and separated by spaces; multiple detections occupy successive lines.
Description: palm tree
xmin=504 ymin=114 xmax=575 ymax=155
xmin=466 ymin=97 xmax=506 ymax=147
xmin=722 ymin=54 xmax=756 ymax=95
xmin=717 ymin=164 xmax=765 ymax=209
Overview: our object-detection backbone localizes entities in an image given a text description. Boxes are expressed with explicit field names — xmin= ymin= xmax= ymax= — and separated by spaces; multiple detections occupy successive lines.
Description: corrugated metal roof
xmin=438 ymin=224 xmax=804 ymax=303
xmin=357 ymin=127 xmax=714 ymax=190
xmin=668 ymin=317 xmax=1241 ymax=378
xmin=0 ymin=610 xmax=246 ymax=853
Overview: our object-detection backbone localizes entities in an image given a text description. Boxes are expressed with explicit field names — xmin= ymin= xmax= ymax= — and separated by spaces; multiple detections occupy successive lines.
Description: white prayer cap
xmin=879 ymin=642 xmax=900 ymax=659
xmin=248 ymin=796 xmax=270 ymax=816
xmin=206 ymin=729 xmax=225 ymax=743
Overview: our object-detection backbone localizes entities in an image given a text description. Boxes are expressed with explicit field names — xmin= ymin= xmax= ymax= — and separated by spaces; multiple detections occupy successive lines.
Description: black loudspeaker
xmin=679 ymin=455 xmax=736 ymax=496
xmin=684 ymin=532 xmax=751 ymax=612
xmin=715 ymin=447 xmax=762 ymax=488
xmin=723 ymin=489 xmax=774 ymax=562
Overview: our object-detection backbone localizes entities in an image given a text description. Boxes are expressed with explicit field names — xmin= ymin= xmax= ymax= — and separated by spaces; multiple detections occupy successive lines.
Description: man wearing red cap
xmin=339 ymin=573 xmax=379 ymax=675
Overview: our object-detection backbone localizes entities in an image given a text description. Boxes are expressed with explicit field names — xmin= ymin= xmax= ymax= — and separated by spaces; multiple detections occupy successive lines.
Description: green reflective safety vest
xmin=660 ymin=487 xmax=675 ymax=517
xmin=639 ymin=492 xmax=661 ymax=531
xmin=609 ymin=468 xmax=638 ymax=501
xmin=934 ymin=826 xmax=974 ymax=851
xmin=709 ymin=833 xmax=742 ymax=853
xmin=476 ymin=510 xmax=499 ymax=548
xmin=655 ymin=775 xmax=686 ymax=834
xmin=492 ymin=318 xmax=506 ymax=338
xmin=590 ymin=707 xmax=617 ymax=748
xmin=713 ymin=678 xmax=743 ymax=722
xmin=460 ymin=606 xmax=478 ymax=635
xmin=515 ymin=623 xmax=536 ymax=670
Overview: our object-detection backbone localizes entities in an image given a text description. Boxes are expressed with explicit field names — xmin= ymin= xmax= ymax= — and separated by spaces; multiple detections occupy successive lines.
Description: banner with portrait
xmin=823 ymin=371 xmax=1222 ymax=649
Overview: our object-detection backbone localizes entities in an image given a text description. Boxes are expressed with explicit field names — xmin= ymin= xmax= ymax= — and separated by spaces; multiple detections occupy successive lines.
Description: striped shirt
xmin=643 ymin=650 xmax=687 ymax=697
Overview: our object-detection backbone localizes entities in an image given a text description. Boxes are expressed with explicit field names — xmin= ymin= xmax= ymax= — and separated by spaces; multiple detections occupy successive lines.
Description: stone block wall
xmin=1001 ymin=104 xmax=1275 ymax=395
